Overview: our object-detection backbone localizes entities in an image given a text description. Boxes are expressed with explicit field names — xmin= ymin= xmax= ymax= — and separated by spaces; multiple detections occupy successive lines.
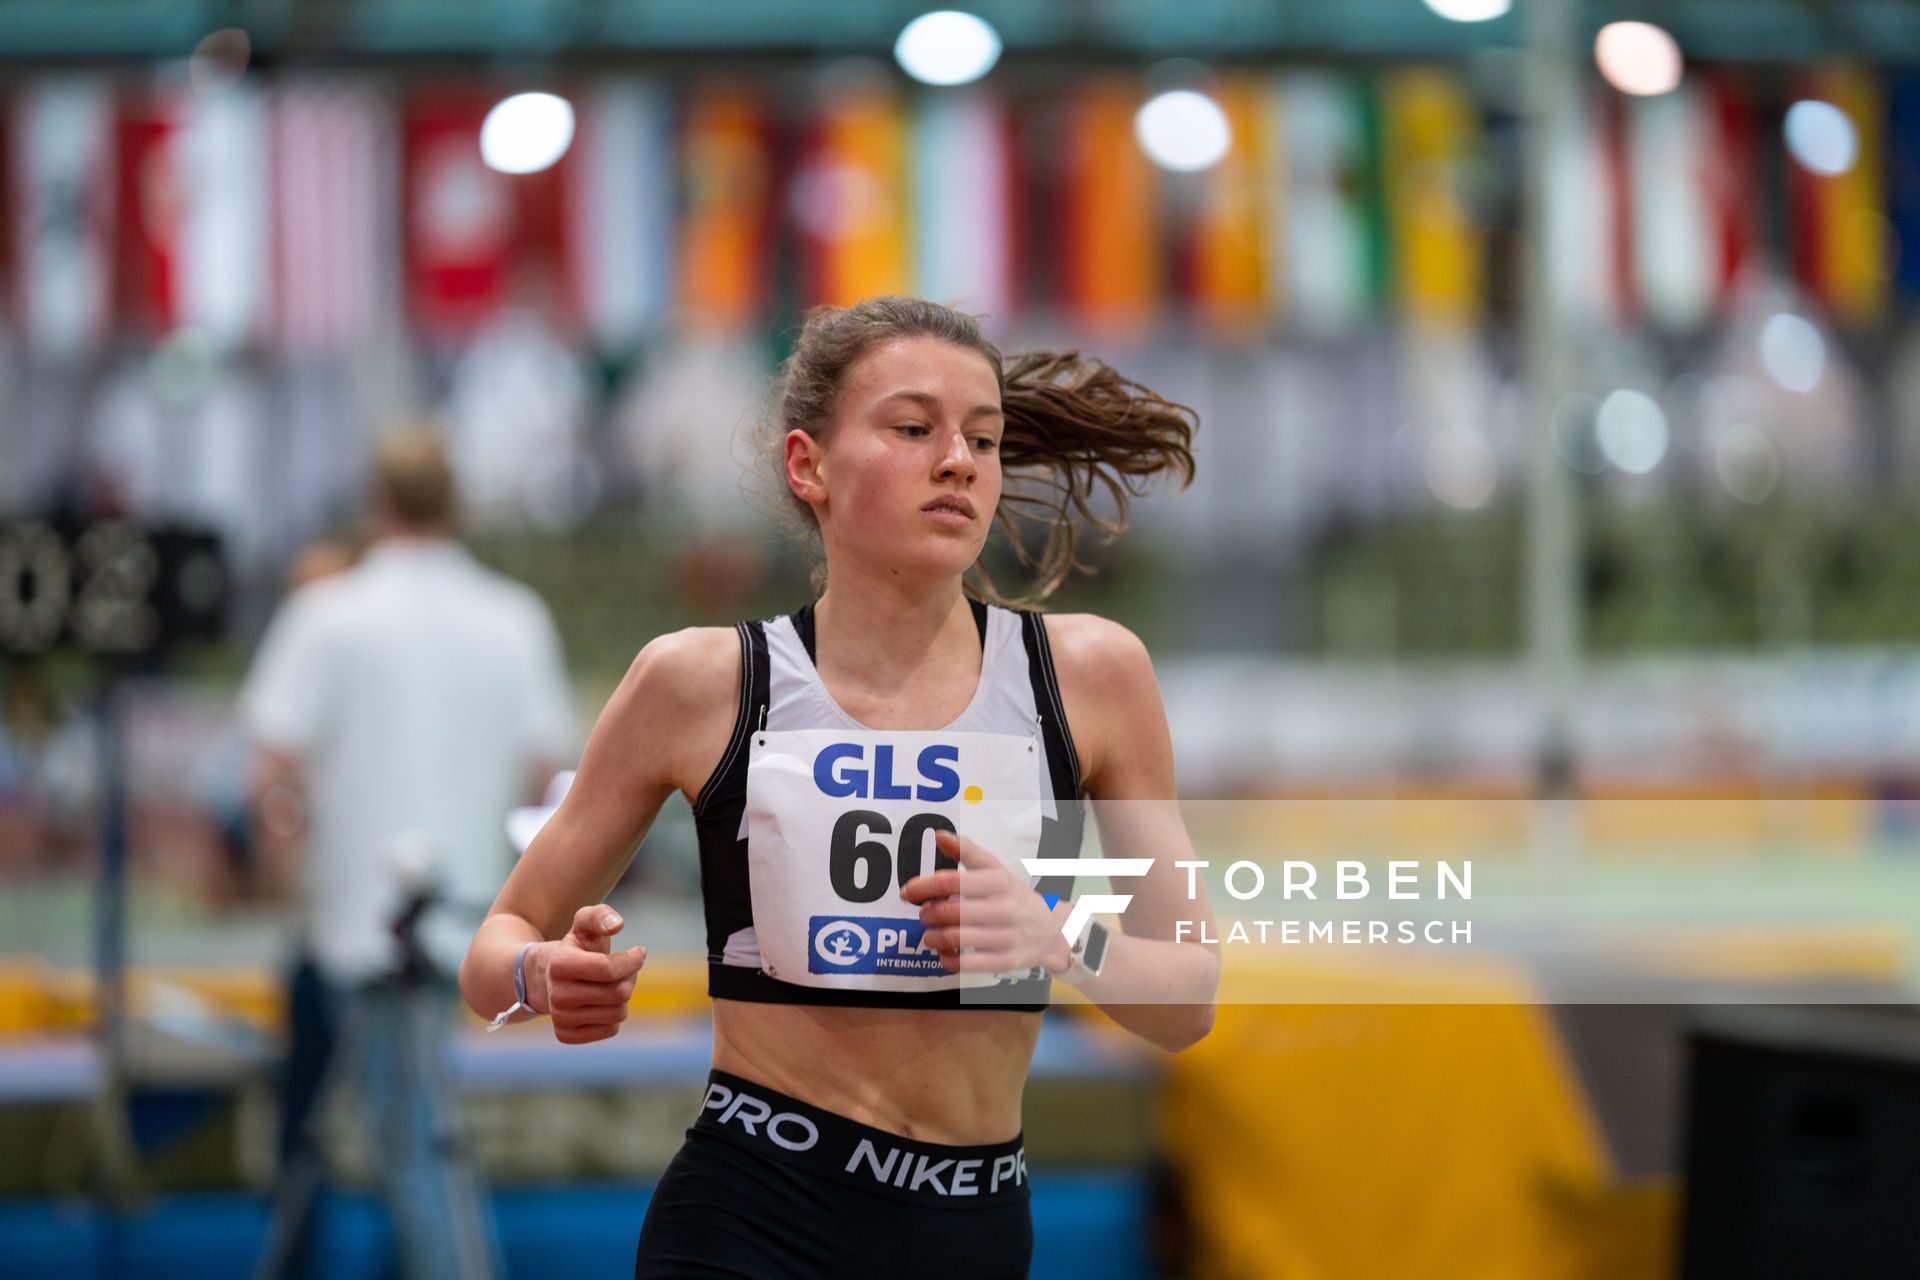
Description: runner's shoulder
xmin=637 ymin=629 xmax=741 ymax=702
xmin=1039 ymin=613 xmax=1167 ymax=794
xmin=1038 ymin=612 xmax=1155 ymax=688
xmin=625 ymin=626 xmax=741 ymax=716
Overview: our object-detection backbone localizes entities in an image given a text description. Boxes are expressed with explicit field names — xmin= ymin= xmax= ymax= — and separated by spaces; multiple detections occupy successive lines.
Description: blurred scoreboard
xmin=0 ymin=518 xmax=227 ymax=661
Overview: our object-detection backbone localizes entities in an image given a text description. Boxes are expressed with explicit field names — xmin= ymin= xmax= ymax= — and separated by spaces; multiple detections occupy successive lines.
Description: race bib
xmin=746 ymin=729 xmax=1044 ymax=992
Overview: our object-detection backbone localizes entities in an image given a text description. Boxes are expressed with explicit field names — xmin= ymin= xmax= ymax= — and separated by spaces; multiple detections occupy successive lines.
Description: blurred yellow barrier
xmin=1138 ymin=920 xmax=1903 ymax=1277
xmin=1601 ymin=924 xmax=1908 ymax=983
xmin=1152 ymin=965 xmax=1676 ymax=1280
xmin=0 ymin=959 xmax=94 ymax=1035
xmin=0 ymin=954 xmax=718 ymax=1038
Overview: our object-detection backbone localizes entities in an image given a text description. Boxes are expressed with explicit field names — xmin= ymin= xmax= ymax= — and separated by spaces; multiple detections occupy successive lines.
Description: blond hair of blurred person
xmin=240 ymin=428 xmax=576 ymax=1280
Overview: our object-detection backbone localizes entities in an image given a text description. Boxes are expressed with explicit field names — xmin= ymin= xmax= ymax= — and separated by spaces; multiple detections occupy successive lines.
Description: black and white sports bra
xmin=690 ymin=599 xmax=1085 ymax=1010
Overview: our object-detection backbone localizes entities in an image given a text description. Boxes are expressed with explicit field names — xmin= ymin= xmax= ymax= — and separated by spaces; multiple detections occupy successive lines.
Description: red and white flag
xmin=405 ymin=95 xmax=516 ymax=336
xmin=1625 ymin=75 xmax=1764 ymax=331
xmin=114 ymin=83 xmax=276 ymax=346
xmin=114 ymin=87 xmax=186 ymax=336
xmin=11 ymin=78 xmax=117 ymax=358
xmin=405 ymin=92 xmax=572 ymax=339
xmin=271 ymin=81 xmax=390 ymax=356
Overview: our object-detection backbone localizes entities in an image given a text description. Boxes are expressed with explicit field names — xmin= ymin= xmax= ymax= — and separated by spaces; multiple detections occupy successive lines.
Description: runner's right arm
xmin=459 ymin=626 xmax=739 ymax=1043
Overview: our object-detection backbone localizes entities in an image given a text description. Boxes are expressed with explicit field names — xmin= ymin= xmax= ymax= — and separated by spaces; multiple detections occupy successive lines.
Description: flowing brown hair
xmin=753 ymin=296 xmax=1197 ymax=605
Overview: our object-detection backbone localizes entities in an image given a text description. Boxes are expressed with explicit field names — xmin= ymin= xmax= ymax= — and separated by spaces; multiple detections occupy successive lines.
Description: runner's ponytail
xmin=989 ymin=348 xmax=1196 ymax=604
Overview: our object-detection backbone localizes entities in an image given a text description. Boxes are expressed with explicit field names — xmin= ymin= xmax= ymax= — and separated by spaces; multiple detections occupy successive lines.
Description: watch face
xmin=1082 ymin=922 xmax=1110 ymax=976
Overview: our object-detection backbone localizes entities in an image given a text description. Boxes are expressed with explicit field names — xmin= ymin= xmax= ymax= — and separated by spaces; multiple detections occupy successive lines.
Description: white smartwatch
xmin=1059 ymin=920 xmax=1111 ymax=985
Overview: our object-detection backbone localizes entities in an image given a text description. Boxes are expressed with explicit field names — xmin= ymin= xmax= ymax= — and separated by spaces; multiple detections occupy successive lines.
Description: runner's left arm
xmin=904 ymin=616 xmax=1219 ymax=1051
xmin=1056 ymin=617 xmax=1218 ymax=1050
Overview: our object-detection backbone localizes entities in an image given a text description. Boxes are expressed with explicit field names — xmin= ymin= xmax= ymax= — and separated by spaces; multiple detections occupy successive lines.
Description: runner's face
xmin=806 ymin=336 xmax=1003 ymax=579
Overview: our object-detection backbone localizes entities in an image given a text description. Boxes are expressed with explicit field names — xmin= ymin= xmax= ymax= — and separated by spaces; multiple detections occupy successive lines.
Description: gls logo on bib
xmin=812 ymin=742 xmax=963 ymax=802
xmin=808 ymin=915 xmax=946 ymax=975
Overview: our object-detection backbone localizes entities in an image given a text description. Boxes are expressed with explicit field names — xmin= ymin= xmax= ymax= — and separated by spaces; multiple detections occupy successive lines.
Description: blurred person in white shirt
xmin=240 ymin=429 xmax=575 ymax=1280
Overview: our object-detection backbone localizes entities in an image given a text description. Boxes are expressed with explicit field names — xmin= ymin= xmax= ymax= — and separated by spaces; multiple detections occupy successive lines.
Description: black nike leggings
xmin=634 ymin=1070 xmax=1033 ymax=1279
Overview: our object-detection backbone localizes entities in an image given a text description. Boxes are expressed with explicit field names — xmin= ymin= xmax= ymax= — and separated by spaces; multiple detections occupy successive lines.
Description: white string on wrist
xmin=485 ymin=941 xmax=540 ymax=1033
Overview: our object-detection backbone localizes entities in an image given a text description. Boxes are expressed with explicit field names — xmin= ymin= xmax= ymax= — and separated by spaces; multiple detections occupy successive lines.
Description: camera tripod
xmin=251 ymin=891 xmax=504 ymax=1280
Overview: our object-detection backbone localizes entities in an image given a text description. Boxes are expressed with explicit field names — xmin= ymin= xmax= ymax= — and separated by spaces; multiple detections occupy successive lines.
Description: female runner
xmin=461 ymin=296 xmax=1220 ymax=1278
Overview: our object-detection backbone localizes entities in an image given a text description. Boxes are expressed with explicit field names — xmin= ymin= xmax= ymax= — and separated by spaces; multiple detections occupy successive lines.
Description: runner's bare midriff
xmin=711 ymin=999 xmax=1039 ymax=1145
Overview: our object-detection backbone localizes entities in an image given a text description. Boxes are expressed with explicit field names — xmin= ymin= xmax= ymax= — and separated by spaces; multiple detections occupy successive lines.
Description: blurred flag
xmin=114 ymin=88 xmax=185 ymax=336
xmin=1627 ymin=73 xmax=1768 ymax=325
xmin=567 ymin=82 xmax=675 ymax=354
xmin=406 ymin=94 xmax=514 ymax=336
xmin=1379 ymin=68 xmax=1483 ymax=330
xmin=911 ymin=89 xmax=1014 ymax=322
xmin=1598 ymin=89 xmax=1637 ymax=323
xmin=1701 ymin=73 xmax=1762 ymax=310
xmin=1888 ymin=75 xmax=1920 ymax=299
xmin=795 ymin=84 xmax=909 ymax=309
xmin=10 ymin=77 xmax=116 ymax=358
xmin=272 ymin=82 xmax=389 ymax=356
xmin=116 ymin=85 xmax=272 ymax=345
xmin=0 ymin=102 xmax=10 ymax=330
xmin=404 ymin=93 xmax=572 ymax=338
xmin=1279 ymin=72 xmax=1384 ymax=335
xmin=1790 ymin=64 xmax=1889 ymax=326
xmin=679 ymin=84 xmax=773 ymax=328
xmin=1542 ymin=79 xmax=1630 ymax=329
xmin=176 ymin=85 xmax=272 ymax=347
xmin=1189 ymin=76 xmax=1274 ymax=335
xmin=1008 ymin=100 xmax=1066 ymax=313
xmin=1629 ymin=82 xmax=1714 ymax=330
xmin=1060 ymin=79 xmax=1159 ymax=332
